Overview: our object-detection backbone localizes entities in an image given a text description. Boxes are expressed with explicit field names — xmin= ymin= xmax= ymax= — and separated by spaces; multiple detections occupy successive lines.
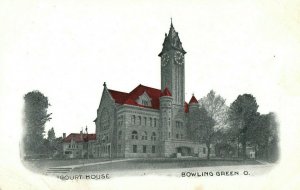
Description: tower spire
xmin=158 ymin=19 xmax=186 ymax=56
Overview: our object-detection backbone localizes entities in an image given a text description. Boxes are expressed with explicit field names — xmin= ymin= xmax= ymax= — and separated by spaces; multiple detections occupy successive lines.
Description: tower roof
xmin=161 ymin=87 xmax=172 ymax=97
xmin=158 ymin=20 xmax=186 ymax=56
xmin=189 ymin=94 xmax=199 ymax=104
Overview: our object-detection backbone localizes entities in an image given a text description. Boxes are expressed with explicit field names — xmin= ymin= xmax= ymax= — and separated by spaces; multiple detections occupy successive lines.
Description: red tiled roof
xmin=63 ymin=133 xmax=96 ymax=143
xmin=107 ymin=84 xmax=189 ymax=113
xmin=161 ymin=87 xmax=172 ymax=97
xmin=108 ymin=84 xmax=161 ymax=109
xmin=124 ymin=98 xmax=138 ymax=106
xmin=184 ymin=102 xmax=189 ymax=113
xmin=107 ymin=89 xmax=128 ymax=104
xmin=189 ymin=95 xmax=199 ymax=104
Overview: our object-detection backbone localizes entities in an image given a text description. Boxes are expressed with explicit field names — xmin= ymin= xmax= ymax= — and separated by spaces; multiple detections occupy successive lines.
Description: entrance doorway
xmin=176 ymin=147 xmax=192 ymax=156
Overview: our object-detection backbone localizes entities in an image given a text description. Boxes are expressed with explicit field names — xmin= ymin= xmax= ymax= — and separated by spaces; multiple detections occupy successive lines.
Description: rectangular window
xmin=150 ymin=118 xmax=152 ymax=126
xmin=152 ymin=146 xmax=156 ymax=153
xmin=138 ymin=116 xmax=141 ymax=125
xmin=203 ymin=147 xmax=206 ymax=154
xmin=118 ymin=145 xmax=121 ymax=153
xmin=143 ymin=145 xmax=147 ymax=153
xmin=120 ymin=115 xmax=123 ymax=126
xmin=144 ymin=117 xmax=147 ymax=126
xmin=133 ymin=145 xmax=137 ymax=153
xmin=154 ymin=118 xmax=157 ymax=127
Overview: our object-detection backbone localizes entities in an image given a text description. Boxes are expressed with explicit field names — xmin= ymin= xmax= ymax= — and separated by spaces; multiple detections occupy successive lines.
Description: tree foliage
xmin=251 ymin=112 xmax=279 ymax=161
xmin=228 ymin=94 xmax=259 ymax=159
xmin=199 ymin=90 xmax=229 ymax=132
xmin=23 ymin=91 xmax=52 ymax=157
xmin=195 ymin=90 xmax=229 ymax=159
xmin=47 ymin=127 xmax=56 ymax=142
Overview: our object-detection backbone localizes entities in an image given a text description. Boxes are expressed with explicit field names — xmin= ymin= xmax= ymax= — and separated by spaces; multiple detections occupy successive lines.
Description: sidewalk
xmin=53 ymin=158 xmax=138 ymax=169
xmin=256 ymin=160 xmax=271 ymax=165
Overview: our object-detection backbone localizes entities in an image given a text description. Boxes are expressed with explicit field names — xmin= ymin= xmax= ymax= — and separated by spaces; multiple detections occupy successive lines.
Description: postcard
xmin=1 ymin=0 xmax=300 ymax=189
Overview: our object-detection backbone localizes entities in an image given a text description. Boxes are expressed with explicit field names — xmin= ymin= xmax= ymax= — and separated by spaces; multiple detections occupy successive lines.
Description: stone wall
xmin=95 ymin=86 xmax=117 ymax=158
xmin=118 ymin=105 xmax=161 ymax=158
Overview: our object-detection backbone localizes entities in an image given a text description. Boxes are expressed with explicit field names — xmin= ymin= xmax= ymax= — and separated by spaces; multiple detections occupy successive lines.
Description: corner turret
xmin=160 ymin=87 xmax=173 ymax=141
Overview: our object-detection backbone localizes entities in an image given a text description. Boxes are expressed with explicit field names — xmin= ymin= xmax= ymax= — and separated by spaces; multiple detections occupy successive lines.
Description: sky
xmin=1 ymin=0 xmax=300 ymax=139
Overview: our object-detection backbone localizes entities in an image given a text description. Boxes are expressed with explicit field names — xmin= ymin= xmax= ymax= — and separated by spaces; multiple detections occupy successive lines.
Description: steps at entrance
xmin=46 ymin=167 xmax=72 ymax=175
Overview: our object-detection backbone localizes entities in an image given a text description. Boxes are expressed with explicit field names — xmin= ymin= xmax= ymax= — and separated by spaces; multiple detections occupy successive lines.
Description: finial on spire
xmin=103 ymin=82 xmax=106 ymax=87
xmin=170 ymin=17 xmax=173 ymax=27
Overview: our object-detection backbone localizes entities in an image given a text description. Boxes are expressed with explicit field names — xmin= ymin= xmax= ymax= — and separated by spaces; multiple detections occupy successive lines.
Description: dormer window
xmin=142 ymin=100 xmax=148 ymax=106
xmin=136 ymin=91 xmax=152 ymax=107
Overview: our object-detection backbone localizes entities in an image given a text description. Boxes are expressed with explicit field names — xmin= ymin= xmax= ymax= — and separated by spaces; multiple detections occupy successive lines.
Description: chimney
xmin=63 ymin=133 xmax=66 ymax=139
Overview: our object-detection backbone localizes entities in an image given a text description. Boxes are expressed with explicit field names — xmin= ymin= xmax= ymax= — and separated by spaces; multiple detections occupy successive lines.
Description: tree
xmin=47 ymin=127 xmax=56 ymax=142
xmin=228 ymin=94 xmax=259 ymax=160
xmin=45 ymin=127 xmax=57 ymax=156
xmin=251 ymin=112 xmax=279 ymax=161
xmin=268 ymin=112 xmax=279 ymax=162
xmin=197 ymin=90 xmax=229 ymax=160
xmin=22 ymin=91 xmax=52 ymax=157
xmin=198 ymin=107 xmax=216 ymax=160
xmin=199 ymin=90 xmax=229 ymax=132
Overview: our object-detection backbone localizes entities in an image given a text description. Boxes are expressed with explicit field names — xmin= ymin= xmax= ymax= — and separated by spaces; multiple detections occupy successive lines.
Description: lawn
xmin=22 ymin=158 xmax=111 ymax=173
xmin=72 ymin=158 xmax=261 ymax=173
xmin=22 ymin=157 xmax=261 ymax=174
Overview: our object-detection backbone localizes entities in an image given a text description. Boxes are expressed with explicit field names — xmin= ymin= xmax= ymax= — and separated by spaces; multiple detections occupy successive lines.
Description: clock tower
xmin=159 ymin=21 xmax=186 ymax=106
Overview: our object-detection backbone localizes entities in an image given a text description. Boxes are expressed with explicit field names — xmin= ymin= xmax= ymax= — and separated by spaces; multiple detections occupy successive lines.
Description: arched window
xmin=131 ymin=115 xmax=136 ymax=124
xmin=138 ymin=116 xmax=141 ymax=125
xmin=142 ymin=131 xmax=147 ymax=140
xmin=131 ymin=131 xmax=138 ymax=140
xmin=118 ymin=131 xmax=122 ymax=140
xmin=151 ymin=132 xmax=156 ymax=141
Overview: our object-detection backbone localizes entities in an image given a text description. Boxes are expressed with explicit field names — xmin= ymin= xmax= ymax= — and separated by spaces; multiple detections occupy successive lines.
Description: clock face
xmin=162 ymin=53 xmax=170 ymax=67
xmin=174 ymin=51 xmax=184 ymax=65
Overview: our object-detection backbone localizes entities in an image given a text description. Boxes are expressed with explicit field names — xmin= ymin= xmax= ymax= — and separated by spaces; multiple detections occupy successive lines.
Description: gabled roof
xmin=107 ymin=84 xmax=189 ymax=113
xmin=108 ymin=85 xmax=160 ymax=109
xmin=63 ymin=133 xmax=96 ymax=143
xmin=107 ymin=89 xmax=128 ymax=104
xmin=189 ymin=94 xmax=199 ymax=104
xmin=124 ymin=84 xmax=161 ymax=109
xmin=161 ymin=87 xmax=172 ymax=97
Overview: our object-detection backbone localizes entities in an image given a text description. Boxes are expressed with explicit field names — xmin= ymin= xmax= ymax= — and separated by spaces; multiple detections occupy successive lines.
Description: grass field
xmin=22 ymin=158 xmax=111 ymax=173
xmin=22 ymin=157 xmax=261 ymax=174
xmin=73 ymin=158 xmax=260 ymax=173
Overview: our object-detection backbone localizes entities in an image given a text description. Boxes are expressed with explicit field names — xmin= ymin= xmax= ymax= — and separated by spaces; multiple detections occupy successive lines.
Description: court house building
xmin=94 ymin=22 xmax=210 ymax=158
